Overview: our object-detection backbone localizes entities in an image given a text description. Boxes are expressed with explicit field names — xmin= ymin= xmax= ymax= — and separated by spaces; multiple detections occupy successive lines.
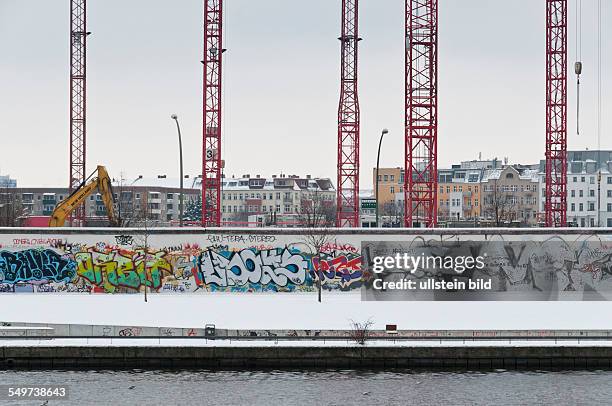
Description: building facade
xmin=373 ymin=167 xmax=403 ymax=207
xmin=539 ymin=150 xmax=612 ymax=228
xmin=9 ymin=179 xmax=200 ymax=226
xmin=481 ymin=166 xmax=540 ymax=226
xmin=0 ymin=175 xmax=17 ymax=188
xmin=437 ymin=166 xmax=483 ymax=222
xmin=219 ymin=174 xmax=335 ymax=226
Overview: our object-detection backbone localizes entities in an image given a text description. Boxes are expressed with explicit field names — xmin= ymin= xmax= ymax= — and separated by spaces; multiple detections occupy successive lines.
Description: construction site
xmin=1 ymin=0 xmax=606 ymax=230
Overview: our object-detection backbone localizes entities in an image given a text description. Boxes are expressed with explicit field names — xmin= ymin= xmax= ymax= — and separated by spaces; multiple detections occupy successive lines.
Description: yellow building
xmin=373 ymin=167 xmax=403 ymax=206
xmin=437 ymin=168 xmax=483 ymax=221
xmin=373 ymin=166 xmax=484 ymax=222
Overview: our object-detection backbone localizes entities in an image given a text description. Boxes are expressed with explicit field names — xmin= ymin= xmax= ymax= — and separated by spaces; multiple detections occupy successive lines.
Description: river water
xmin=0 ymin=369 xmax=610 ymax=405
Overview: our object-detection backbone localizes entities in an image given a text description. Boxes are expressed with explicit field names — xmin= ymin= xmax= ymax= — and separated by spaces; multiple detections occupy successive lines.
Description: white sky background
xmin=0 ymin=0 xmax=610 ymax=188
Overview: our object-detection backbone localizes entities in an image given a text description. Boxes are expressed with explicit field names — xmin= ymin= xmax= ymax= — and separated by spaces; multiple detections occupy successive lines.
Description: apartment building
xmin=481 ymin=166 xmax=540 ymax=225
xmin=373 ymin=168 xmax=403 ymax=206
xmin=219 ymin=174 xmax=335 ymax=225
xmin=539 ymin=150 xmax=612 ymax=227
xmin=437 ymin=167 xmax=483 ymax=221
xmin=9 ymin=177 xmax=200 ymax=226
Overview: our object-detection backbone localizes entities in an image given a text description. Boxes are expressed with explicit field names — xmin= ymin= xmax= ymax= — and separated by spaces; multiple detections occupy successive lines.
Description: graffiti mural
xmin=197 ymin=248 xmax=308 ymax=291
xmin=0 ymin=230 xmax=610 ymax=297
xmin=0 ymin=249 xmax=76 ymax=284
xmin=0 ymin=232 xmax=364 ymax=293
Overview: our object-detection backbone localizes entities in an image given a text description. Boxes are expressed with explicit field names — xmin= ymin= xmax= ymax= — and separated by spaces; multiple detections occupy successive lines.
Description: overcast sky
xmin=0 ymin=0 xmax=610 ymax=188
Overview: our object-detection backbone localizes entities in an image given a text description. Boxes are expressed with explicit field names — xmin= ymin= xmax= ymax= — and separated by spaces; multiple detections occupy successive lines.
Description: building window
xmin=571 ymin=203 xmax=576 ymax=212
xmin=573 ymin=176 xmax=578 ymax=182
xmin=276 ymin=204 xmax=281 ymax=212
xmin=608 ymin=203 xmax=612 ymax=213
xmin=390 ymin=175 xmax=395 ymax=181
xmin=136 ymin=193 xmax=140 ymax=199
xmin=384 ymin=175 xmax=389 ymax=182
xmin=590 ymin=218 xmax=595 ymax=227
xmin=590 ymin=190 xmax=595 ymax=197
xmin=608 ymin=176 xmax=612 ymax=184
xmin=167 ymin=193 xmax=173 ymax=200
xmin=390 ymin=187 xmax=395 ymax=194
xmin=590 ymin=177 xmax=595 ymax=184
xmin=588 ymin=203 xmax=595 ymax=212
xmin=608 ymin=190 xmax=612 ymax=198
xmin=579 ymin=203 xmax=584 ymax=211
xmin=571 ymin=190 xmax=575 ymax=197
xmin=581 ymin=176 xmax=585 ymax=182
xmin=579 ymin=190 xmax=584 ymax=197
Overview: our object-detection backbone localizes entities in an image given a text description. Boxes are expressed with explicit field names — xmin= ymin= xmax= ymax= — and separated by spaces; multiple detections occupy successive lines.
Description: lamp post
xmin=171 ymin=114 xmax=184 ymax=227
xmin=375 ymin=128 xmax=390 ymax=227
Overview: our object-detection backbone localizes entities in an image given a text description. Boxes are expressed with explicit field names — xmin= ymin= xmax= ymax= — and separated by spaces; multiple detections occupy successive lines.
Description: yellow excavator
xmin=49 ymin=165 xmax=119 ymax=227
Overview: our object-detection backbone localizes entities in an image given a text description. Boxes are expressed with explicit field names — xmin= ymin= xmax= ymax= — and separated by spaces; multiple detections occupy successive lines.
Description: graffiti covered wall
xmin=0 ymin=230 xmax=363 ymax=293
xmin=0 ymin=228 xmax=610 ymax=295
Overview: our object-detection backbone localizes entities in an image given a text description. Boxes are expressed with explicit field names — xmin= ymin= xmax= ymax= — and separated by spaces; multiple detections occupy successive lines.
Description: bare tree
xmin=349 ymin=318 xmax=375 ymax=345
xmin=299 ymin=190 xmax=336 ymax=303
xmin=380 ymin=201 xmax=403 ymax=228
xmin=299 ymin=189 xmax=336 ymax=228
xmin=0 ymin=187 xmax=24 ymax=227
xmin=132 ymin=197 xmax=154 ymax=302
xmin=482 ymin=179 xmax=517 ymax=226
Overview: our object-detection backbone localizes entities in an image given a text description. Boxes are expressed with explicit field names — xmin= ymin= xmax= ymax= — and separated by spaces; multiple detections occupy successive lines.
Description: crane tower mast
xmin=405 ymin=0 xmax=438 ymax=228
xmin=337 ymin=0 xmax=361 ymax=228
xmin=202 ymin=0 xmax=224 ymax=227
xmin=69 ymin=0 xmax=88 ymax=224
xmin=545 ymin=0 xmax=568 ymax=227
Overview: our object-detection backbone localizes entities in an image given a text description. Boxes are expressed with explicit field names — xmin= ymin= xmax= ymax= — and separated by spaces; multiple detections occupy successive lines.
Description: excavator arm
xmin=49 ymin=165 xmax=119 ymax=227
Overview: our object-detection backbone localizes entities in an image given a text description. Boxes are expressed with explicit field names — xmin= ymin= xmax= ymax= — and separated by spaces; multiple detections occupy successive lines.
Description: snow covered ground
xmin=2 ymin=292 xmax=612 ymax=332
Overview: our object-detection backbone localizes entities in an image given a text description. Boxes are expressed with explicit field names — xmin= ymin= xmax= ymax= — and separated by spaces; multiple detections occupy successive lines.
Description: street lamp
xmin=375 ymin=128 xmax=390 ymax=227
xmin=131 ymin=175 xmax=143 ymax=186
xmin=171 ymin=114 xmax=184 ymax=227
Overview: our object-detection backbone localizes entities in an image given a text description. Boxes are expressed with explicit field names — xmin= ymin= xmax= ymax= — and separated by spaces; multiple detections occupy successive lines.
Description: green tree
xmin=183 ymin=196 xmax=202 ymax=222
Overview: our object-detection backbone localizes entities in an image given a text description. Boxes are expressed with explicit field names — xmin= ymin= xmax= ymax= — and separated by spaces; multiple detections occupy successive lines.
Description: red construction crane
xmin=404 ymin=0 xmax=438 ymax=228
xmin=545 ymin=0 xmax=568 ymax=227
xmin=69 ymin=0 xmax=89 ymax=225
xmin=202 ymin=0 xmax=224 ymax=227
xmin=336 ymin=0 xmax=361 ymax=228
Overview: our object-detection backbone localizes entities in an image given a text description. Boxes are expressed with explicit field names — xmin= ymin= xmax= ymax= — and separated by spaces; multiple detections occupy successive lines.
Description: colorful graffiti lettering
xmin=0 ymin=249 xmax=76 ymax=284
xmin=312 ymin=254 xmax=363 ymax=290
xmin=0 ymin=233 xmax=378 ymax=293
xmin=74 ymin=248 xmax=173 ymax=292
